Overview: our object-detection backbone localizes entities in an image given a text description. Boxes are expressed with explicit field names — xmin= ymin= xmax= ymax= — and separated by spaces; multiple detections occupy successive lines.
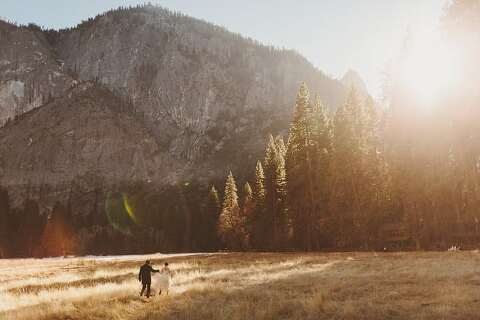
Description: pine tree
xmin=253 ymin=161 xmax=266 ymax=204
xmin=330 ymin=87 xmax=364 ymax=248
xmin=310 ymin=95 xmax=332 ymax=155
xmin=275 ymin=135 xmax=287 ymax=157
xmin=274 ymin=136 xmax=288 ymax=248
xmin=243 ymin=182 xmax=253 ymax=215
xmin=307 ymin=95 xmax=332 ymax=247
xmin=218 ymin=172 xmax=245 ymax=250
xmin=286 ymin=82 xmax=316 ymax=250
xmin=359 ymin=96 xmax=387 ymax=247
xmin=262 ymin=134 xmax=289 ymax=250
xmin=242 ymin=182 xmax=254 ymax=248
xmin=250 ymin=161 xmax=266 ymax=249
xmin=264 ymin=134 xmax=277 ymax=249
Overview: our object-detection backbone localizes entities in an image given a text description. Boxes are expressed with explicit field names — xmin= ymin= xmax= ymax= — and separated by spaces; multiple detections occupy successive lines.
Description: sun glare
xmin=398 ymin=31 xmax=464 ymax=107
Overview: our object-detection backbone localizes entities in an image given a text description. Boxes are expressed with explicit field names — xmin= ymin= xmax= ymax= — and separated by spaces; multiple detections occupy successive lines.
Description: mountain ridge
xmin=0 ymin=4 xmax=350 ymax=215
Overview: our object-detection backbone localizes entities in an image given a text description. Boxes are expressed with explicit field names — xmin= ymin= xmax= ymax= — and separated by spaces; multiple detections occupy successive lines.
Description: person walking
xmin=156 ymin=262 xmax=173 ymax=296
xmin=138 ymin=260 xmax=159 ymax=298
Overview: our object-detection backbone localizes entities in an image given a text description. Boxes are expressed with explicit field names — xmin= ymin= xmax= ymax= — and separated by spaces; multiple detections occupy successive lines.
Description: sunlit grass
xmin=1 ymin=252 xmax=480 ymax=320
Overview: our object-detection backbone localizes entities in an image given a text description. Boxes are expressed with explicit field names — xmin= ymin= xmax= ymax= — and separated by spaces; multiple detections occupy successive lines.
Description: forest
xmin=0 ymin=0 xmax=479 ymax=257
xmin=216 ymin=0 xmax=480 ymax=251
xmin=216 ymin=78 xmax=479 ymax=252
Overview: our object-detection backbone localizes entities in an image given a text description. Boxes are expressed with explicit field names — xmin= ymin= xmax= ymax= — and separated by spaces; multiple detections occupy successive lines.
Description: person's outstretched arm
xmin=149 ymin=266 xmax=160 ymax=273
xmin=138 ymin=268 xmax=142 ymax=282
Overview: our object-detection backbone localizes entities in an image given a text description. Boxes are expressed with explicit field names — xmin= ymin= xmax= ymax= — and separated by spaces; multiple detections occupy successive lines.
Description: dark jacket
xmin=138 ymin=264 xmax=159 ymax=283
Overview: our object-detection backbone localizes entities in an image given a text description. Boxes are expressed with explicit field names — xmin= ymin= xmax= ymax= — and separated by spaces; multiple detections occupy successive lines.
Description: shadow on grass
xmin=6 ymin=273 xmax=135 ymax=295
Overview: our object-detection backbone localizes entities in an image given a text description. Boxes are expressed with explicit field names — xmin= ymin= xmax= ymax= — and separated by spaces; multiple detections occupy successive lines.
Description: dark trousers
xmin=140 ymin=281 xmax=151 ymax=297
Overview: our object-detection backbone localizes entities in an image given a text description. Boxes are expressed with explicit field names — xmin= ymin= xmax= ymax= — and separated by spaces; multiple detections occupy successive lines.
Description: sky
xmin=1 ymin=0 xmax=448 ymax=97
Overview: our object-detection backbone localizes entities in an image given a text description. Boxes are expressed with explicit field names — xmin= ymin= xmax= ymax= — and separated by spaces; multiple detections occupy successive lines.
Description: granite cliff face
xmin=47 ymin=6 xmax=349 ymax=164
xmin=0 ymin=83 xmax=168 ymax=210
xmin=0 ymin=5 xmax=350 ymax=213
xmin=0 ymin=21 xmax=76 ymax=124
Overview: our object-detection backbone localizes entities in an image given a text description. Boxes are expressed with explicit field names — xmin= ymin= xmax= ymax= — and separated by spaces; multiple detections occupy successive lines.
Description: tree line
xmin=216 ymin=83 xmax=390 ymax=251
xmin=0 ymin=183 xmax=223 ymax=258
xmin=216 ymin=78 xmax=480 ymax=251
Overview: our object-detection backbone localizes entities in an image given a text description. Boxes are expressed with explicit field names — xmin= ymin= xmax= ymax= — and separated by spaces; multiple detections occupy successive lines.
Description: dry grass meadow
xmin=1 ymin=251 xmax=480 ymax=320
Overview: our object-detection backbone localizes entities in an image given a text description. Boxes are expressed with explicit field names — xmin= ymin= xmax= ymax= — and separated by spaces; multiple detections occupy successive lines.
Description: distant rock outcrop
xmin=341 ymin=69 xmax=369 ymax=99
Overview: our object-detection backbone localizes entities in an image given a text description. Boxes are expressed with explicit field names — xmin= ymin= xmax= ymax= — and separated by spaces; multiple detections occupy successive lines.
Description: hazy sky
xmin=1 ymin=0 xmax=448 ymax=97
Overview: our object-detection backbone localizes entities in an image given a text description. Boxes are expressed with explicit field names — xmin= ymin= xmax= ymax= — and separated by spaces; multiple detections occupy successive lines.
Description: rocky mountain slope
xmin=0 ymin=4 xmax=351 ymax=213
xmin=0 ymin=21 xmax=76 ymax=124
xmin=47 ymin=6 xmax=349 ymax=163
xmin=0 ymin=82 xmax=167 ymax=209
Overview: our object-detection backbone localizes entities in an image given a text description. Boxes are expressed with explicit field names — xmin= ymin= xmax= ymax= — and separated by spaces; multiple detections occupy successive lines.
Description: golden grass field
xmin=1 ymin=251 xmax=480 ymax=320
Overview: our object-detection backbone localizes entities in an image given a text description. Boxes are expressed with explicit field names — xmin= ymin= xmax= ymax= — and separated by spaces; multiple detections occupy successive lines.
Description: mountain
xmin=0 ymin=5 xmax=349 ymax=216
xmin=341 ymin=69 xmax=369 ymax=99
xmin=0 ymin=82 xmax=167 ymax=209
xmin=47 ymin=6 xmax=349 ymax=164
xmin=0 ymin=21 xmax=76 ymax=124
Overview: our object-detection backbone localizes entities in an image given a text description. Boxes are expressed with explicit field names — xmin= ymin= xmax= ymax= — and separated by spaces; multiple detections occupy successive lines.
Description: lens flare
xmin=123 ymin=193 xmax=138 ymax=224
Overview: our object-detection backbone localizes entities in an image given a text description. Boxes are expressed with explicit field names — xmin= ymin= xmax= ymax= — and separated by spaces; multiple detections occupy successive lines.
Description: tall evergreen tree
xmin=359 ymin=96 xmax=389 ymax=247
xmin=274 ymin=136 xmax=288 ymax=248
xmin=253 ymin=161 xmax=266 ymax=205
xmin=250 ymin=161 xmax=266 ymax=249
xmin=286 ymin=82 xmax=316 ymax=250
xmin=308 ymin=95 xmax=332 ymax=247
xmin=263 ymin=134 xmax=289 ymax=250
xmin=264 ymin=134 xmax=278 ymax=249
xmin=330 ymin=87 xmax=363 ymax=248
xmin=243 ymin=182 xmax=254 ymax=216
xmin=242 ymin=182 xmax=254 ymax=248
xmin=218 ymin=172 xmax=245 ymax=250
